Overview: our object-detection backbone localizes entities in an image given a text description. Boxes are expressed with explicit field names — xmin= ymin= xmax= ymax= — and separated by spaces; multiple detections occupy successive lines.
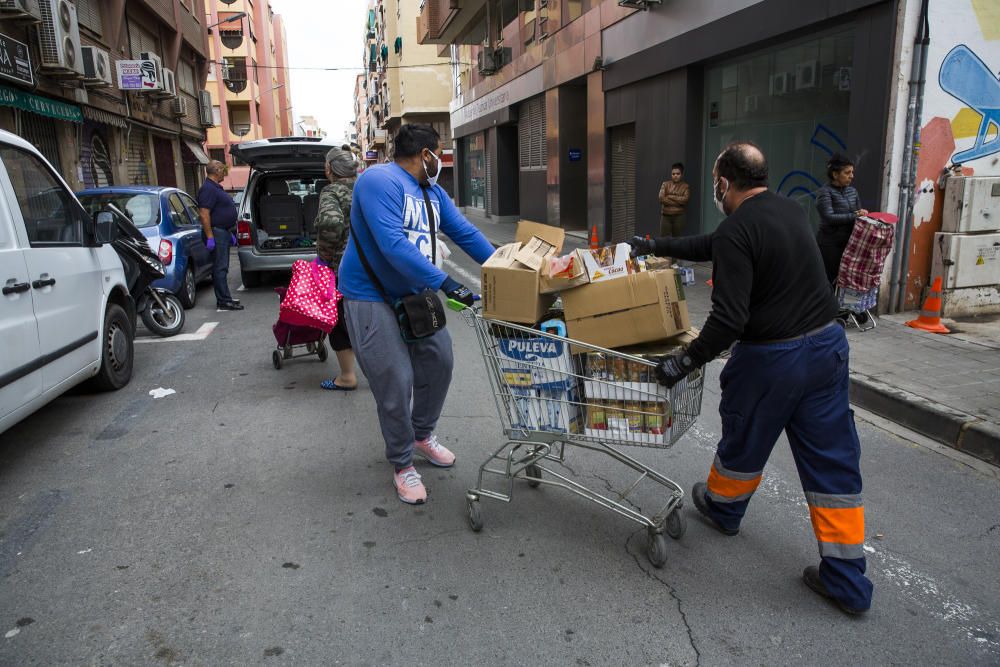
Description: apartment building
xmin=203 ymin=0 xmax=293 ymax=191
xmin=359 ymin=0 xmax=454 ymax=191
xmin=0 ymin=0 xmax=212 ymax=195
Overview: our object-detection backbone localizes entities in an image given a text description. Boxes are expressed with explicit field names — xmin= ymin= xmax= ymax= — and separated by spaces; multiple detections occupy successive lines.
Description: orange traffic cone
xmin=590 ymin=226 xmax=599 ymax=249
xmin=906 ymin=276 xmax=950 ymax=334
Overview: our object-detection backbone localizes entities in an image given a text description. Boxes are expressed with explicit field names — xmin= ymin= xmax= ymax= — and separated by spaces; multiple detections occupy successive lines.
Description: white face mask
xmin=423 ymin=150 xmax=442 ymax=188
xmin=713 ymin=177 xmax=729 ymax=216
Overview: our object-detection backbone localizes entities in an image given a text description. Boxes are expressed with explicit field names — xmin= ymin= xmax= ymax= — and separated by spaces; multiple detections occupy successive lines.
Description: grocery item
xmin=587 ymin=401 xmax=608 ymax=431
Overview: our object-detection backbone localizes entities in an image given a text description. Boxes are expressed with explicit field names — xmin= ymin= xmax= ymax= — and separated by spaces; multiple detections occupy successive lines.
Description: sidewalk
xmin=466 ymin=215 xmax=1000 ymax=466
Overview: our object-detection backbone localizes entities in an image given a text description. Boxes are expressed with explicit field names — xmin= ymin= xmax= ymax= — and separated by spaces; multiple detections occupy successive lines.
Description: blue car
xmin=77 ymin=186 xmax=213 ymax=309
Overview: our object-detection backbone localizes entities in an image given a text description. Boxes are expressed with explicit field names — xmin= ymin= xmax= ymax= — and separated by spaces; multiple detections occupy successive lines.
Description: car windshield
xmin=78 ymin=193 xmax=160 ymax=229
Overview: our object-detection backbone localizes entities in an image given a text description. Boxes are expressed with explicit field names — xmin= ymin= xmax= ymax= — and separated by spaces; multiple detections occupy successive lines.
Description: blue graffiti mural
xmin=775 ymin=124 xmax=848 ymax=201
xmin=939 ymin=44 xmax=1000 ymax=163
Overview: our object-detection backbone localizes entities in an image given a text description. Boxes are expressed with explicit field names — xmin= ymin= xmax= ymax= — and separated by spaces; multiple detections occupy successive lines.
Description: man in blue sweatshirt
xmin=339 ymin=124 xmax=495 ymax=505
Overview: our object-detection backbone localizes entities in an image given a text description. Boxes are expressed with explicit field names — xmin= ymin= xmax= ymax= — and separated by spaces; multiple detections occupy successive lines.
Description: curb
xmin=849 ymin=372 xmax=1000 ymax=467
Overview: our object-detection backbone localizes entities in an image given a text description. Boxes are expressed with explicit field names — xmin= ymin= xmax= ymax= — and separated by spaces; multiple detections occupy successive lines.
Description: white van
xmin=0 ymin=130 xmax=134 ymax=435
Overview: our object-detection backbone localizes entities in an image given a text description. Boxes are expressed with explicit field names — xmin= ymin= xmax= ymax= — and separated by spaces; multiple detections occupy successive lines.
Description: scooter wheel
xmin=141 ymin=292 xmax=185 ymax=337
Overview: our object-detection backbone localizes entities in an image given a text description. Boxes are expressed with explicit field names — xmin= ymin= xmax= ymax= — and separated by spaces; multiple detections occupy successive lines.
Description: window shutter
xmin=77 ymin=0 xmax=103 ymax=35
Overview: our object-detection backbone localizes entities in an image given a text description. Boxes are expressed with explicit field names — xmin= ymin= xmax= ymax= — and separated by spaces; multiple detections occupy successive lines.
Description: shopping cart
xmin=462 ymin=308 xmax=704 ymax=568
xmin=836 ymin=213 xmax=898 ymax=332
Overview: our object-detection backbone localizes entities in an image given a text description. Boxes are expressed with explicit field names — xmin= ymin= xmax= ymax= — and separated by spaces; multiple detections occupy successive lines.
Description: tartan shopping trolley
xmin=836 ymin=212 xmax=898 ymax=332
xmin=462 ymin=308 xmax=704 ymax=568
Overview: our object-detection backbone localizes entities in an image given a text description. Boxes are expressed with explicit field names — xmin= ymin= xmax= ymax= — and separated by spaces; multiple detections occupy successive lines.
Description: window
xmin=78 ymin=193 xmax=159 ymax=229
xmin=178 ymin=61 xmax=196 ymax=94
xmin=252 ymin=59 xmax=259 ymax=85
xmin=518 ymin=96 xmax=547 ymax=170
xmin=207 ymin=61 xmax=216 ymax=81
xmin=208 ymin=148 xmax=226 ymax=163
xmin=212 ymin=105 xmax=222 ymax=127
xmin=179 ymin=193 xmax=202 ymax=225
xmin=77 ymin=0 xmax=103 ymax=35
xmin=168 ymin=194 xmax=194 ymax=228
xmin=1 ymin=146 xmax=84 ymax=246
xmin=128 ymin=22 xmax=160 ymax=59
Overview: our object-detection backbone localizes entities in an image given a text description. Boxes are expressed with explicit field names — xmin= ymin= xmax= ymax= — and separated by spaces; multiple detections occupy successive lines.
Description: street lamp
xmin=207 ymin=12 xmax=247 ymax=31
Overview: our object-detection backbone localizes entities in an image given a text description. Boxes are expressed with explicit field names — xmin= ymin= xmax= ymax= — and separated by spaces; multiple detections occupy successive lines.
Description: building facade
xmin=0 ymin=0 xmax=212 ymax=195
xmin=359 ymin=0 xmax=454 ymax=191
xmin=203 ymin=0 xmax=293 ymax=191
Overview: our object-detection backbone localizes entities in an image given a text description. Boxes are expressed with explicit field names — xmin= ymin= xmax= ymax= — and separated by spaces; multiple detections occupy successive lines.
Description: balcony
xmin=372 ymin=129 xmax=388 ymax=146
xmin=416 ymin=0 xmax=489 ymax=45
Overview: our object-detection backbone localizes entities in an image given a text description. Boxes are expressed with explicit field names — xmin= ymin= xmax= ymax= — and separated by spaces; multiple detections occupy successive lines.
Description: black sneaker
xmin=691 ymin=482 xmax=739 ymax=536
xmin=217 ymin=301 xmax=244 ymax=311
xmin=802 ymin=566 xmax=868 ymax=616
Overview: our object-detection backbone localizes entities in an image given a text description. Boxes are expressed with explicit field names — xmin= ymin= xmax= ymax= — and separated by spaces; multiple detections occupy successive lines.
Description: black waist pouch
xmin=393 ymin=289 xmax=446 ymax=342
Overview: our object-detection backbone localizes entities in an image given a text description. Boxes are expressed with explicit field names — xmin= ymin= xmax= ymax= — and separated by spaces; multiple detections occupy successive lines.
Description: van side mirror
xmin=94 ymin=211 xmax=119 ymax=245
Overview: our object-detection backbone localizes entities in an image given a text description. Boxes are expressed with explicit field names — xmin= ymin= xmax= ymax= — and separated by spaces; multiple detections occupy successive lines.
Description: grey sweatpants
xmin=343 ymin=299 xmax=454 ymax=469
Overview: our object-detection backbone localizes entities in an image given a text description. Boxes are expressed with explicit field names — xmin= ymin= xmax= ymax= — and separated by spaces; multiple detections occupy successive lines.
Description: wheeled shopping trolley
xmin=463 ymin=308 xmax=704 ymax=568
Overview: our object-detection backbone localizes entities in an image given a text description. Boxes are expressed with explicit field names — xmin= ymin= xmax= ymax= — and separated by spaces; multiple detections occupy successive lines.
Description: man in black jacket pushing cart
xmin=629 ymin=142 xmax=873 ymax=615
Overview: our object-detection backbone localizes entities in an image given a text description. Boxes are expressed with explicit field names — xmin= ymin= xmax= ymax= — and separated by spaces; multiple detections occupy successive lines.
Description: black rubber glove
xmin=628 ymin=235 xmax=656 ymax=258
xmin=655 ymin=353 xmax=696 ymax=388
xmin=441 ymin=275 xmax=475 ymax=307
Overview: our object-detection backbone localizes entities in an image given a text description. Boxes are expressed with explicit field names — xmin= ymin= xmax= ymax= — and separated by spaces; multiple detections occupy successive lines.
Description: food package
xmin=579 ymin=243 xmax=633 ymax=283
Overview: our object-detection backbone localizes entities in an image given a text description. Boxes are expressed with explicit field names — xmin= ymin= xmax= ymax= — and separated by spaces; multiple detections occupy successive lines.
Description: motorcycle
xmin=104 ymin=204 xmax=186 ymax=337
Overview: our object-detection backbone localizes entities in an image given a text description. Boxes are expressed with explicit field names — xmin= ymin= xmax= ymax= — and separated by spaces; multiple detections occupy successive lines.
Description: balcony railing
xmin=416 ymin=0 xmax=487 ymax=45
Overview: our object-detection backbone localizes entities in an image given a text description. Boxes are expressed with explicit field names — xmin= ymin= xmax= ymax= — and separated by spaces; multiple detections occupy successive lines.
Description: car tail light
xmin=237 ymin=219 xmax=253 ymax=246
xmin=158 ymin=239 xmax=173 ymax=265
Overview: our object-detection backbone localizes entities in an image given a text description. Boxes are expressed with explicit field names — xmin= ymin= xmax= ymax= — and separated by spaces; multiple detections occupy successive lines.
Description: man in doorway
xmin=658 ymin=162 xmax=690 ymax=238
xmin=630 ymin=142 xmax=873 ymax=615
xmin=197 ymin=160 xmax=243 ymax=311
xmin=338 ymin=124 xmax=495 ymax=505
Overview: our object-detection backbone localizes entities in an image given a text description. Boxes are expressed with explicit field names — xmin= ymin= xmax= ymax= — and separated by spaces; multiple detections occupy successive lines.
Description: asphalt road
xmin=1 ymin=249 xmax=998 ymax=666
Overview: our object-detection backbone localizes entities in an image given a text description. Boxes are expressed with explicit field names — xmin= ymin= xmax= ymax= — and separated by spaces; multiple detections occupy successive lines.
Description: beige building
xmin=359 ymin=0 xmax=454 ymax=190
xmin=203 ymin=0 xmax=294 ymax=191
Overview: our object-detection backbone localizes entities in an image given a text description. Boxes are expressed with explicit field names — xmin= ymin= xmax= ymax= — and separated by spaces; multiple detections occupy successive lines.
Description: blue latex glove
xmin=206 ymin=237 xmax=216 ymax=252
xmin=440 ymin=275 xmax=475 ymax=307
xmin=231 ymin=233 xmax=237 ymax=246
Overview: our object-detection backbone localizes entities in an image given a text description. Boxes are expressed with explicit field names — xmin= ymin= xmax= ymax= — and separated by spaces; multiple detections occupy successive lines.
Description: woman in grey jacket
xmin=815 ymin=154 xmax=868 ymax=284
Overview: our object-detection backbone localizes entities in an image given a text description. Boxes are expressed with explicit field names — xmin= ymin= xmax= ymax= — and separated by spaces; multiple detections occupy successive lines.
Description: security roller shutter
xmin=610 ymin=124 xmax=636 ymax=242
xmin=485 ymin=128 xmax=495 ymax=216
xmin=126 ymin=127 xmax=151 ymax=185
xmin=20 ymin=114 xmax=61 ymax=169
xmin=518 ymin=95 xmax=546 ymax=170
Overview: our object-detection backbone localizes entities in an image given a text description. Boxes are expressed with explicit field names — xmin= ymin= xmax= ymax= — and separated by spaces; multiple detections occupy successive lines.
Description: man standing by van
xmin=198 ymin=160 xmax=243 ymax=311
xmin=338 ymin=124 xmax=495 ymax=505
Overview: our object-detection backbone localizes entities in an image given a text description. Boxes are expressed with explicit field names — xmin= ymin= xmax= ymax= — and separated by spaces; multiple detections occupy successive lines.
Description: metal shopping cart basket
xmin=462 ymin=308 xmax=704 ymax=568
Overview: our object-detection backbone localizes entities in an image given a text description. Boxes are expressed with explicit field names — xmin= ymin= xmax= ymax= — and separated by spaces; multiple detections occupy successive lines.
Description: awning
xmin=0 ymin=84 xmax=82 ymax=123
xmin=82 ymin=105 xmax=127 ymax=128
xmin=181 ymin=139 xmax=209 ymax=165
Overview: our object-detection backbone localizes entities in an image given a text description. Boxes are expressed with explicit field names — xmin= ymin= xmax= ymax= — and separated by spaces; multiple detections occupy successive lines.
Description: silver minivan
xmin=230 ymin=137 xmax=342 ymax=287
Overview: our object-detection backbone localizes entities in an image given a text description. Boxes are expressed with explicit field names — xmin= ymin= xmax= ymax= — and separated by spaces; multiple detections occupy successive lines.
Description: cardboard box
xmin=516 ymin=220 xmax=565 ymax=252
xmin=580 ymin=243 xmax=633 ymax=283
xmin=481 ymin=243 xmax=556 ymax=324
xmin=562 ymin=270 xmax=691 ymax=351
xmin=540 ymin=253 xmax=590 ymax=294
xmin=514 ymin=235 xmax=558 ymax=271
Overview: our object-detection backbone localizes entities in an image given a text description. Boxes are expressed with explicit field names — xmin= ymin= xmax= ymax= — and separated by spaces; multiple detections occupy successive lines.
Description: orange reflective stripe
xmin=809 ymin=505 xmax=865 ymax=545
xmin=707 ymin=464 xmax=761 ymax=500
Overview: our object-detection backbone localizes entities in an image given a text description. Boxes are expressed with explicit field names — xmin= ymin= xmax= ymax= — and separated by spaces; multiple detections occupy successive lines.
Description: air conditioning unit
xmin=172 ymin=97 xmax=188 ymax=118
xmin=795 ymin=60 xmax=817 ymax=90
xmin=198 ymin=90 xmax=214 ymax=126
xmin=80 ymin=45 xmax=112 ymax=87
xmin=138 ymin=51 xmax=163 ymax=92
xmin=36 ymin=0 xmax=84 ymax=77
xmin=0 ymin=0 xmax=42 ymax=22
xmin=477 ymin=47 xmax=497 ymax=76
xmin=157 ymin=67 xmax=177 ymax=99
xmin=769 ymin=72 xmax=789 ymax=96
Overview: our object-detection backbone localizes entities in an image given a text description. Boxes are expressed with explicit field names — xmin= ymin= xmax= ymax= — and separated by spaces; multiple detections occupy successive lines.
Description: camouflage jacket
xmin=314 ymin=177 xmax=356 ymax=265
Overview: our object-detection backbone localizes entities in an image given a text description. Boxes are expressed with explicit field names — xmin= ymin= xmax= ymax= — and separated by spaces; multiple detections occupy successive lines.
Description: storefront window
xmin=464 ymin=133 xmax=486 ymax=210
xmin=702 ymin=29 xmax=855 ymax=232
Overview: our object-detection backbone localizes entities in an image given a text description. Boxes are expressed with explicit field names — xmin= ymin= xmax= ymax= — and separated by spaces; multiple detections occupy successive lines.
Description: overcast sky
xmin=268 ymin=0 xmax=370 ymax=142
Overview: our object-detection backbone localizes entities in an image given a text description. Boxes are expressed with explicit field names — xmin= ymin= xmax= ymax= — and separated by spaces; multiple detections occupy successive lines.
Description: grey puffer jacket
xmin=815 ymin=184 xmax=860 ymax=246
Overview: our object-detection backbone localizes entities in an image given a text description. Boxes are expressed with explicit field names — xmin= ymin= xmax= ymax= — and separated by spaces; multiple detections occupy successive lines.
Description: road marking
xmin=443 ymin=259 xmax=482 ymax=291
xmin=135 ymin=322 xmax=218 ymax=343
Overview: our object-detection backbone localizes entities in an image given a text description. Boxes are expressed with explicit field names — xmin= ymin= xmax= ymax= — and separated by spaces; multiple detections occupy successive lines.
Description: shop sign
xmin=0 ymin=84 xmax=82 ymax=123
xmin=116 ymin=60 xmax=162 ymax=91
xmin=568 ymin=148 xmax=583 ymax=162
xmin=0 ymin=33 xmax=33 ymax=87
xmin=365 ymin=150 xmax=378 ymax=160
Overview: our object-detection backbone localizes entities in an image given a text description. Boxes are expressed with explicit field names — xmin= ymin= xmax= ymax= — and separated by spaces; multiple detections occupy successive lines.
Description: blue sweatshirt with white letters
xmin=338 ymin=162 xmax=495 ymax=302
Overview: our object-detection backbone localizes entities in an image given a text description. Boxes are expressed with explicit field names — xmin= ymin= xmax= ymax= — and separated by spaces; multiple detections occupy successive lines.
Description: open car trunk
xmin=251 ymin=172 xmax=328 ymax=253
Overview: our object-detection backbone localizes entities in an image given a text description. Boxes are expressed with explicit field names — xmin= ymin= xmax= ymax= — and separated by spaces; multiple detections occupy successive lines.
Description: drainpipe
xmin=889 ymin=0 xmax=930 ymax=313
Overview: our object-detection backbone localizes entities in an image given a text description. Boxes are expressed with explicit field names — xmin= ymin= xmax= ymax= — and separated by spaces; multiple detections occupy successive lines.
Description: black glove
xmin=628 ymin=235 xmax=656 ymax=258
xmin=441 ymin=275 xmax=475 ymax=307
xmin=655 ymin=353 xmax=696 ymax=388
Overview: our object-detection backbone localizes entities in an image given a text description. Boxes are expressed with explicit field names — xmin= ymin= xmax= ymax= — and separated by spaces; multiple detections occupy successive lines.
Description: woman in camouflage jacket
xmin=315 ymin=146 xmax=359 ymax=391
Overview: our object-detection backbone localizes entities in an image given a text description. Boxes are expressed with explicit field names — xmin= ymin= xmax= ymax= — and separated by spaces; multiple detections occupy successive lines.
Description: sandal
xmin=320 ymin=378 xmax=357 ymax=391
